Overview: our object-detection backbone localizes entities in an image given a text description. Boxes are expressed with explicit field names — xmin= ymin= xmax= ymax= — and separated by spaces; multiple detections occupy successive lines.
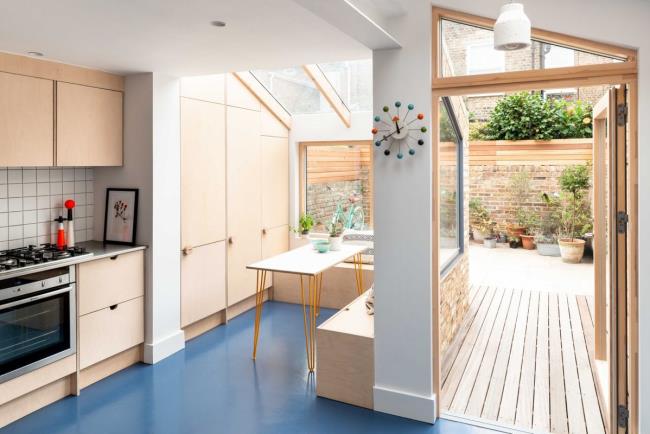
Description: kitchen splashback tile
xmin=0 ymin=167 xmax=95 ymax=247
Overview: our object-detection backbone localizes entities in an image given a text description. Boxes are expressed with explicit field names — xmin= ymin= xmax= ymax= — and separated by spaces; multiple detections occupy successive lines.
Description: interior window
xmin=439 ymin=97 xmax=463 ymax=271
xmin=302 ymin=142 xmax=372 ymax=231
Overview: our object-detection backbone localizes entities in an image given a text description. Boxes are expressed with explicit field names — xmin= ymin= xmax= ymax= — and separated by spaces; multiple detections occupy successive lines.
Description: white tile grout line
xmin=0 ymin=167 xmax=94 ymax=250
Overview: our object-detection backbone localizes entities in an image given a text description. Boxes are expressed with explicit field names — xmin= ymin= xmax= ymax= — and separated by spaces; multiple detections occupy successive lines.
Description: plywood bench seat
xmin=316 ymin=291 xmax=374 ymax=409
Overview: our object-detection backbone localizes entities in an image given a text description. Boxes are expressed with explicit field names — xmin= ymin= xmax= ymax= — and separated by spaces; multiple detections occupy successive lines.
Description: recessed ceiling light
xmin=27 ymin=51 xmax=44 ymax=57
xmin=211 ymin=20 xmax=226 ymax=27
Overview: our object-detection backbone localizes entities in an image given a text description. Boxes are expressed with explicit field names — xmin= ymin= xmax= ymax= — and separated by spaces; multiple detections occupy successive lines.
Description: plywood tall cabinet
xmin=180 ymin=76 xmax=227 ymax=328
xmin=180 ymin=73 xmax=289 ymax=327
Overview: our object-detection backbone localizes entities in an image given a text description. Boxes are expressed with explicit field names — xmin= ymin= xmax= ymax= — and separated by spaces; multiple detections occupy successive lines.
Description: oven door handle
xmin=0 ymin=286 xmax=73 ymax=311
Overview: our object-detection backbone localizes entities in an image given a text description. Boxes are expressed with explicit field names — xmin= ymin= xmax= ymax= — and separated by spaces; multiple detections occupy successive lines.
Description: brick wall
xmin=306 ymin=178 xmax=371 ymax=230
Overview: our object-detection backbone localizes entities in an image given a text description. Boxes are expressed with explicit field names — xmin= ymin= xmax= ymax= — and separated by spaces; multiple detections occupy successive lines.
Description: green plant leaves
xmin=476 ymin=92 xmax=594 ymax=141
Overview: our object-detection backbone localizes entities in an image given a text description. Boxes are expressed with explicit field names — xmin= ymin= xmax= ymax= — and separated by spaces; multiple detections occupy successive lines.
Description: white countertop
xmin=0 ymin=241 xmax=147 ymax=280
xmin=247 ymin=244 xmax=366 ymax=276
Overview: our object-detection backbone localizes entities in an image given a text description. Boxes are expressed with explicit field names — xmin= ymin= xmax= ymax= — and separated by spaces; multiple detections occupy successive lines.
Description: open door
xmin=592 ymin=86 xmax=629 ymax=433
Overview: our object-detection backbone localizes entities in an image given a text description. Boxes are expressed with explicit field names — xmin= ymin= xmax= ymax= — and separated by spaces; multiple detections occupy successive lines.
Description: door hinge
xmin=617 ymin=211 xmax=629 ymax=234
xmin=617 ymin=103 xmax=628 ymax=126
xmin=618 ymin=404 xmax=629 ymax=428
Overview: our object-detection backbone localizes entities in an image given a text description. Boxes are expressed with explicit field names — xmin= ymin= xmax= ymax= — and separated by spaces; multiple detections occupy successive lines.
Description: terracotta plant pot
xmin=558 ymin=238 xmax=586 ymax=263
xmin=507 ymin=226 xmax=526 ymax=238
xmin=520 ymin=234 xmax=536 ymax=250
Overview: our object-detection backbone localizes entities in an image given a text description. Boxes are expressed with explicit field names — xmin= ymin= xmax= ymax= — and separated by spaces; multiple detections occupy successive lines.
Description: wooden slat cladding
xmin=467 ymin=138 xmax=592 ymax=166
xmin=306 ymin=145 xmax=371 ymax=184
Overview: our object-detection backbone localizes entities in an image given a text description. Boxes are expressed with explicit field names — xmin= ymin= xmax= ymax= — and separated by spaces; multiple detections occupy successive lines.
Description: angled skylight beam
xmin=302 ymin=64 xmax=352 ymax=128
xmin=234 ymin=71 xmax=292 ymax=130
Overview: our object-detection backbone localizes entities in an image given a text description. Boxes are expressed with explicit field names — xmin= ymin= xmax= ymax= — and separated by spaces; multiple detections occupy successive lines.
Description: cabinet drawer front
xmin=79 ymin=296 xmax=144 ymax=369
xmin=78 ymin=251 xmax=144 ymax=315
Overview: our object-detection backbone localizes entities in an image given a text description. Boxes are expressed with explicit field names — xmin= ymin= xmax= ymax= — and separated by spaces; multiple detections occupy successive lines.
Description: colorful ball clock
xmin=372 ymin=101 xmax=427 ymax=159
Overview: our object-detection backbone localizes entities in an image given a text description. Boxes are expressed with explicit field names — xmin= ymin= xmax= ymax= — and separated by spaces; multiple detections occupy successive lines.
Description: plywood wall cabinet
xmin=261 ymin=136 xmax=290 ymax=230
xmin=0 ymin=72 xmax=54 ymax=166
xmin=226 ymin=73 xmax=261 ymax=111
xmin=181 ymin=97 xmax=227 ymax=248
xmin=56 ymin=82 xmax=123 ymax=166
xmin=227 ymin=106 xmax=262 ymax=305
xmin=261 ymin=106 xmax=289 ymax=138
xmin=181 ymin=241 xmax=227 ymax=327
xmin=180 ymin=74 xmax=225 ymax=104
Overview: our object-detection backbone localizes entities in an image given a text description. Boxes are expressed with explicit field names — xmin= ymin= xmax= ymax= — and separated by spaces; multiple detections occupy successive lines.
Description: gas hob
xmin=0 ymin=244 xmax=89 ymax=272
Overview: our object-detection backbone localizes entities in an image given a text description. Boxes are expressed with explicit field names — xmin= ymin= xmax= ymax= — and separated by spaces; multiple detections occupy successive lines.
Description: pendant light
xmin=494 ymin=2 xmax=531 ymax=51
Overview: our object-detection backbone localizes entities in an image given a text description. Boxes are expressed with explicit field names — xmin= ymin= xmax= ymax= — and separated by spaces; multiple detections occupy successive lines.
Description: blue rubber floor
xmin=2 ymin=302 xmax=501 ymax=434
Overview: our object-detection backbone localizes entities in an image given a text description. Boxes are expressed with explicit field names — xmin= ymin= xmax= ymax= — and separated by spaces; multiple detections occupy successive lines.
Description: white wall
xmin=372 ymin=0 xmax=435 ymax=423
xmin=94 ymin=73 xmax=184 ymax=365
xmin=288 ymin=111 xmax=372 ymax=228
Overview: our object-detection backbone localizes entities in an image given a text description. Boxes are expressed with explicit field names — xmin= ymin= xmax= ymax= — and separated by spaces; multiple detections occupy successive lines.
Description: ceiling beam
xmin=302 ymin=64 xmax=352 ymax=128
xmin=233 ymin=71 xmax=292 ymax=130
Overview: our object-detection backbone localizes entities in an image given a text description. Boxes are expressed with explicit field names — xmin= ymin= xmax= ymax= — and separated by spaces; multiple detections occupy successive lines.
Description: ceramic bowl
xmin=310 ymin=239 xmax=328 ymax=250
xmin=316 ymin=242 xmax=330 ymax=253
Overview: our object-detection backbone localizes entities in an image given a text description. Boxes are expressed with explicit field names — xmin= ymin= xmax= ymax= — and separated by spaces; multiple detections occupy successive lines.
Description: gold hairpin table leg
xmin=315 ymin=273 xmax=323 ymax=317
xmin=252 ymin=269 xmax=267 ymax=360
xmin=300 ymin=273 xmax=320 ymax=372
xmin=353 ymin=253 xmax=364 ymax=295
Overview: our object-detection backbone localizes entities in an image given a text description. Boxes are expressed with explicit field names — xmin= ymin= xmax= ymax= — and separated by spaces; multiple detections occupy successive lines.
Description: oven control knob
xmin=59 ymin=277 xmax=63 ymax=283
xmin=41 ymin=281 xmax=45 ymax=287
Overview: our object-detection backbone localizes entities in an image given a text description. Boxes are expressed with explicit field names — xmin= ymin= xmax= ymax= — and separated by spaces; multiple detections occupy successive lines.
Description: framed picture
xmin=103 ymin=188 xmax=139 ymax=245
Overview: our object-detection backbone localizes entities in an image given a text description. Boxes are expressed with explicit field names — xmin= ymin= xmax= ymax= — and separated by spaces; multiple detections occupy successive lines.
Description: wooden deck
xmin=441 ymin=285 xmax=605 ymax=434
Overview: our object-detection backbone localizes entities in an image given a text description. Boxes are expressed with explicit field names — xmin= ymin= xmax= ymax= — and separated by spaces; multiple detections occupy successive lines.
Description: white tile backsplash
xmin=0 ymin=167 xmax=94 ymax=250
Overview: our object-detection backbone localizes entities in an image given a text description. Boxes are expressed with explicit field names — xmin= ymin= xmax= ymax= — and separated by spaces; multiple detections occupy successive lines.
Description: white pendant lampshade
xmin=494 ymin=2 xmax=531 ymax=51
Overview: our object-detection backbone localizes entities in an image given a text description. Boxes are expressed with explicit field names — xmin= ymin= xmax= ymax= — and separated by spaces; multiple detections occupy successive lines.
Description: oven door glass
xmin=0 ymin=289 xmax=71 ymax=378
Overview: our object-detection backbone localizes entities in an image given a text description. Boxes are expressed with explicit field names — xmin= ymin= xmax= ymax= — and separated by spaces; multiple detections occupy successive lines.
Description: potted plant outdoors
xmin=469 ymin=198 xmax=491 ymax=242
xmin=558 ymin=164 xmax=592 ymax=263
xmin=508 ymin=236 xmax=521 ymax=249
xmin=327 ymin=220 xmax=344 ymax=251
xmin=515 ymin=208 xmax=539 ymax=250
xmin=507 ymin=171 xmax=532 ymax=238
xmin=535 ymin=192 xmax=561 ymax=256
xmin=475 ymin=217 xmax=497 ymax=249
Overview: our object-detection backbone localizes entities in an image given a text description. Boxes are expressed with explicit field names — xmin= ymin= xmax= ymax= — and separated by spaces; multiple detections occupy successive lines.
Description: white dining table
xmin=246 ymin=243 xmax=367 ymax=372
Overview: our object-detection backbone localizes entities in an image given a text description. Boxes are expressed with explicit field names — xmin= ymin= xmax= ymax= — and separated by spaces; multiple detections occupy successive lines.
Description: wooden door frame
xmin=431 ymin=7 xmax=639 ymax=433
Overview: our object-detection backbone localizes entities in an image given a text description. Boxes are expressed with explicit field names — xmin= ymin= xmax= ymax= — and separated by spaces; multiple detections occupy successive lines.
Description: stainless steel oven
xmin=0 ymin=266 xmax=76 ymax=383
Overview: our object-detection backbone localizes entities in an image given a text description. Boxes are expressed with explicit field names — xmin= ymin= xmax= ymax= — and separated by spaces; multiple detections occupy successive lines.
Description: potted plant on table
xmin=291 ymin=213 xmax=315 ymax=237
xmin=327 ymin=220 xmax=344 ymax=251
xmin=558 ymin=165 xmax=592 ymax=263
xmin=535 ymin=192 xmax=561 ymax=256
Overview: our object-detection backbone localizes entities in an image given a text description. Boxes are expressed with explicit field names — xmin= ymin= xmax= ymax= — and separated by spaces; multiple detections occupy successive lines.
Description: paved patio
xmin=468 ymin=242 xmax=594 ymax=296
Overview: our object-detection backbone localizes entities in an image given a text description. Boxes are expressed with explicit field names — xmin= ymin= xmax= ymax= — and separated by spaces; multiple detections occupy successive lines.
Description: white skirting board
xmin=143 ymin=329 xmax=185 ymax=364
xmin=373 ymin=385 xmax=436 ymax=424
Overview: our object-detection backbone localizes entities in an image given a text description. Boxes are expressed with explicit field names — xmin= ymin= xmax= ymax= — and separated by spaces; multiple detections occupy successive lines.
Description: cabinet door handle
xmin=228 ymin=236 xmax=233 ymax=245
xmin=109 ymin=304 xmax=118 ymax=311
xmin=262 ymin=228 xmax=267 ymax=235
xmin=182 ymin=246 xmax=193 ymax=256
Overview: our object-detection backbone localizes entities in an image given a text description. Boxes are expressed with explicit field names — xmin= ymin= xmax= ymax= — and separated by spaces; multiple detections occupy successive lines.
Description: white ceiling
xmin=0 ymin=0 xmax=372 ymax=76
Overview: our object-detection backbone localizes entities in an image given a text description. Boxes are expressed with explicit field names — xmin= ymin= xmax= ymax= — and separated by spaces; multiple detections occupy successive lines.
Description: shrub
xmin=558 ymin=164 xmax=593 ymax=240
xmin=475 ymin=92 xmax=593 ymax=140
